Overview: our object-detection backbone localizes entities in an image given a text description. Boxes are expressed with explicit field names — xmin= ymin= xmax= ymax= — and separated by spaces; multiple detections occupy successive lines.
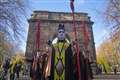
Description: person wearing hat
xmin=50 ymin=24 xmax=74 ymax=80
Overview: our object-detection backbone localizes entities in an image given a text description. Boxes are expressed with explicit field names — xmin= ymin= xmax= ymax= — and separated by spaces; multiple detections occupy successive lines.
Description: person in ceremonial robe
xmin=50 ymin=24 xmax=74 ymax=80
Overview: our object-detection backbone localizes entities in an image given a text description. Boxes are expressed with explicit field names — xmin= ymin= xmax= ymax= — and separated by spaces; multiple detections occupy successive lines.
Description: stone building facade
xmin=25 ymin=11 xmax=97 ymax=73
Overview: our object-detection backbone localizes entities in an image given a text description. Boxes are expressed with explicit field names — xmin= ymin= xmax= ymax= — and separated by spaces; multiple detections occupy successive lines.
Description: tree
xmin=110 ymin=28 xmax=120 ymax=65
xmin=97 ymin=37 xmax=120 ymax=73
xmin=11 ymin=52 xmax=25 ymax=66
xmin=0 ymin=0 xmax=28 ymax=41
xmin=98 ymin=0 xmax=120 ymax=71
xmin=0 ymin=31 xmax=15 ymax=66
xmin=97 ymin=41 xmax=111 ymax=73
xmin=104 ymin=0 xmax=120 ymax=29
xmin=10 ymin=52 xmax=25 ymax=78
xmin=0 ymin=39 xmax=14 ymax=66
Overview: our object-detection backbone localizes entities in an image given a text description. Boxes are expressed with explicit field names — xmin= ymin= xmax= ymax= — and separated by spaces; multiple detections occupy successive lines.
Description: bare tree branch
xmin=105 ymin=0 xmax=120 ymax=29
xmin=0 ymin=0 xmax=28 ymax=42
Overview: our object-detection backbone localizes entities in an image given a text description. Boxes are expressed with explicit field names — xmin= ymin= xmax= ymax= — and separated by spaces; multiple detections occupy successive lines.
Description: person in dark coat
xmin=3 ymin=58 xmax=10 ymax=74
xmin=84 ymin=56 xmax=93 ymax=80
xmin=72 ymin=41 xmax=86 ymax=80
xmin=2 ymin=58 xmax=10 ymax=80
xmin=30 ymin=53 xmax=42 ymax=80
xmin=50 ymin=24 xmax=74 ymax=80
xmin=13 ymin=61 xmax=22 ymax=79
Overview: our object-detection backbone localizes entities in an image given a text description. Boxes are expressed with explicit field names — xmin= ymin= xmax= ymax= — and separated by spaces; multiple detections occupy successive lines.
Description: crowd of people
xmin=0 ymin=24 xmax=93 ymax=80
xmin=0 ymin=57 xmax=23 ymax=80
xmin=30 ymin=24 xmax=93 ymax=80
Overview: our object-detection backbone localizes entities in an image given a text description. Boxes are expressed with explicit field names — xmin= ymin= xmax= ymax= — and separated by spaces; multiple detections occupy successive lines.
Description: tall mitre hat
xmin=58 ymin=24 xmax=65 ymax=31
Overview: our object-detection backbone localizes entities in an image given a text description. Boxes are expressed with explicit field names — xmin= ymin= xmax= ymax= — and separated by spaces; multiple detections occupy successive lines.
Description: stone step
xmin=92 ymin=79 xmax=120 ymax=80
xmin=19 ymin=74 xmax=120 ymax=80
xmin=93 ymin=74 xmax=120 ymax=80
